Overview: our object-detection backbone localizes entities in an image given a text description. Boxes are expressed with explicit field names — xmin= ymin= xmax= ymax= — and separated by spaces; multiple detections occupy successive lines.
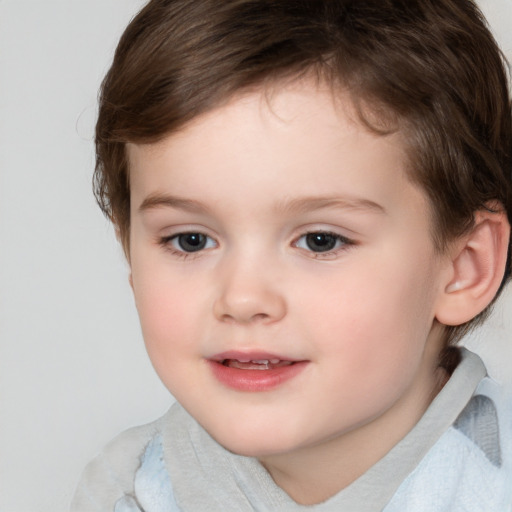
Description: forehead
xmin=127 ymin=79 xmax=429 ymax=229
xmin=128 ymin=78 xmax=406 ymax=172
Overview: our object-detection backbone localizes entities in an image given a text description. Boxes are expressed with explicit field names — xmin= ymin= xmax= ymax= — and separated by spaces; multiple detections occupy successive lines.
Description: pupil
xmin=179 ymin=233 xmax=206 ymax=252
xmin=306 ymin=233 xmax=336 ymax=252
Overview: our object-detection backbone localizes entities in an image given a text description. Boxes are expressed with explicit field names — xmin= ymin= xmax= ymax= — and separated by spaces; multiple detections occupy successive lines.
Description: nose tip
xmin=213 ymin=281 xmax=286 ymax=325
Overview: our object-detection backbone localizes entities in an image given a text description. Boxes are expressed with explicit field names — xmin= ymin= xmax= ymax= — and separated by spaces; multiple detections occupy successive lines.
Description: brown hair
xmin=94 ymin=0 xmax=512 ymax=345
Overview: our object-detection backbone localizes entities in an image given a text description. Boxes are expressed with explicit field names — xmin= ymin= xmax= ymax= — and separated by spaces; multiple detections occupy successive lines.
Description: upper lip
xmin=209 ymin=350 xmax=302 ymax=363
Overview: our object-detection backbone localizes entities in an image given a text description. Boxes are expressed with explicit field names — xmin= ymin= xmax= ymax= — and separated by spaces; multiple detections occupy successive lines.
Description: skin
xmin=127 ymin=80 xmax=456 ymax=505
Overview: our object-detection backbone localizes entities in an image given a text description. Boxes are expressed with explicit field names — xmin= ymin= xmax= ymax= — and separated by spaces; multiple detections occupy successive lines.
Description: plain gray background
xmin=0 ymin=1 xmax=511 ymax=511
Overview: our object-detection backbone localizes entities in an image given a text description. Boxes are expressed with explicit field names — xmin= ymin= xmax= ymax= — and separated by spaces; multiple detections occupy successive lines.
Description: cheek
xmin=303 ymin=253 xmax=438 ymax=376
xmin=132 ymin=266 xmax=201 ymax=358
xmin=133 ymin=275 xmax=207 ymax=395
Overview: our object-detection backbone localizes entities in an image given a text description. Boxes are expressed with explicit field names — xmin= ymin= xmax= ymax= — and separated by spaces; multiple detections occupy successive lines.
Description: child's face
xmin=128 ymin=81 xmax=450 ymax=460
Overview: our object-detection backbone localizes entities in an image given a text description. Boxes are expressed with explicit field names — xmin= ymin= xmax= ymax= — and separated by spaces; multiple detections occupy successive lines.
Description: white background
xmin=0 ymin=1 xmax=511 ymax=511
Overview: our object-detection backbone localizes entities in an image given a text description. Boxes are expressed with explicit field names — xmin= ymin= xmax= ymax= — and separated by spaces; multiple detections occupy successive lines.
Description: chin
xmin=206 ymin=424 xmax=302 ymax=458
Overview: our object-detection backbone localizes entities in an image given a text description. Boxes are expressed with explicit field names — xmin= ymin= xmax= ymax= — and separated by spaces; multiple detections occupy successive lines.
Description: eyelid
xmin=292 ymin=229 xmax=357 ymax=258
xmin=170 ymin=233 xmax=217 ymax=251
xmin=158 ymin=228 xmax=219 ymax=258
xmin=155 ymin=225 xmax=356 ymax=260
xmin=294 ymin=231 xmax=353 ymax=247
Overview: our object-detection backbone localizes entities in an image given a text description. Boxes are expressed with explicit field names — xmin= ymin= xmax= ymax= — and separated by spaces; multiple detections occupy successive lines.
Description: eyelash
xmin=293 ymin=231 xmax=356 ymax=258
xmin=158 ymin=230 xmax=356 ymax=259
xmin=158 ymin=232 xmax=217 ymax=260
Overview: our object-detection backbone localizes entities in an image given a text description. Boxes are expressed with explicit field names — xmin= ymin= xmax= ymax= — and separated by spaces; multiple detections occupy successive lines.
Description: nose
xmin=213 ymin=259 xmax=287 ymax=325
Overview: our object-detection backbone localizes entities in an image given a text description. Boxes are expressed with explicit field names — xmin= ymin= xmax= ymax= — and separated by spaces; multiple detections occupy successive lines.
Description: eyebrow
xmin=139 ymin=194 xmax=210 ymax=214
xmin=138 ymin=193 xmax=386 ymax=215
xmin=276 ymin=196 xmax=386 ymax=215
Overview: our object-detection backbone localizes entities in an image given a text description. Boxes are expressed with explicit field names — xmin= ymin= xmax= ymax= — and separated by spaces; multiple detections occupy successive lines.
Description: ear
xmin=435 ymin=207 xmax=510 ymax=326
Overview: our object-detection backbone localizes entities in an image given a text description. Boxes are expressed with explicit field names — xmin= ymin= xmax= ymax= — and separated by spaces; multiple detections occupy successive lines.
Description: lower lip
xmin=207 ymin=360 xmax=308 ymax=392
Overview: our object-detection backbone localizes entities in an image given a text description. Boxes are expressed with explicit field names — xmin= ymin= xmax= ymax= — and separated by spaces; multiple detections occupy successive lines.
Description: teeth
xmin=221 ymin=358 xmax=295 ymax=369
xmin=221 ymin=358 xmax=285 ymax=364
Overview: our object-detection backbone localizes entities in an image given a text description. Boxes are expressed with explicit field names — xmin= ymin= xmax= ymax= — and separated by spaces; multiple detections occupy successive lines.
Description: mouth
xmin=208 ymin=351 xmax=307 ymax=392
xmin=220 ymin=358 xmax=295 ymax=371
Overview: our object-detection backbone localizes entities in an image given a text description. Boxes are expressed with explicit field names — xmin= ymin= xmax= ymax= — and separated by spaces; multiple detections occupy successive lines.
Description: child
xmin=72 ymin=0 xmax=512 ymax=510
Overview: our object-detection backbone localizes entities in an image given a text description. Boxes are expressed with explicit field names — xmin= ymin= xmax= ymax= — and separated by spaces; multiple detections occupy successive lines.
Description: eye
xmin=167 ymin=232 xmax=216 ymax=253
xmin=295 ymin=232 xmax=352 ymax=253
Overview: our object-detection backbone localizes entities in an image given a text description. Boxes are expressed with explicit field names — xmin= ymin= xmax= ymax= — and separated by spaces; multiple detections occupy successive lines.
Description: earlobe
xmin=435 ymin=208 xmax=510 ymax=326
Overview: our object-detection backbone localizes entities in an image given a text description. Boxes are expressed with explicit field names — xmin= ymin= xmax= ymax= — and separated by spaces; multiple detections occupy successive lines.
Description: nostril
xmin=251 ymin=312 xmax=270 ymax=322
xmin=218 ymin=311 xmax=270 ymax=324
xmin=212 ymin=284 xmax=287 ymax=324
